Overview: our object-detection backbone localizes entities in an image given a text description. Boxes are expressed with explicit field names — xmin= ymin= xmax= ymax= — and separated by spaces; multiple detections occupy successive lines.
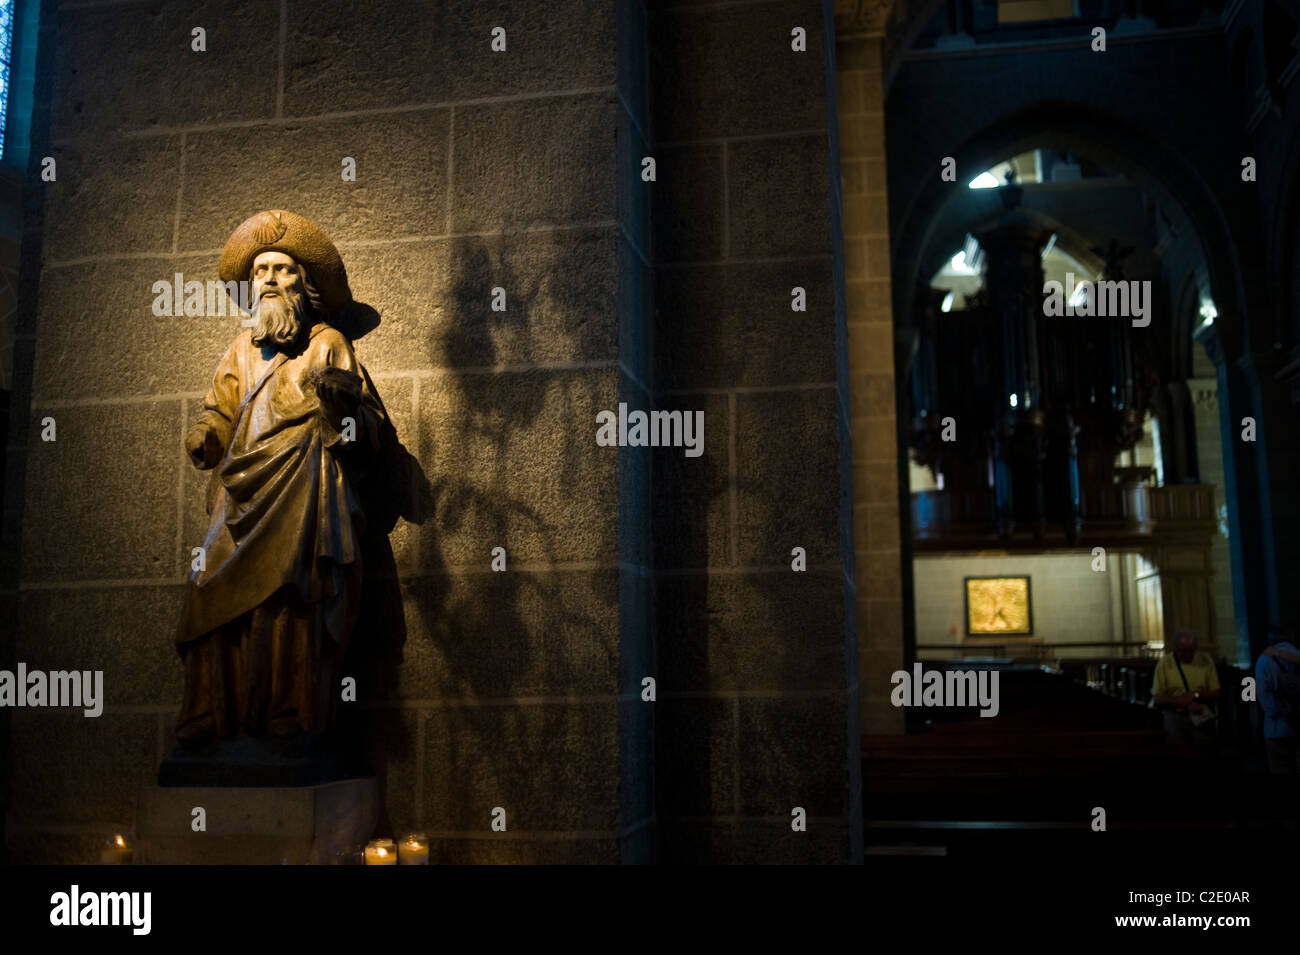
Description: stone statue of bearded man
xmin=171 ymin=210 xmax=412 ymax=760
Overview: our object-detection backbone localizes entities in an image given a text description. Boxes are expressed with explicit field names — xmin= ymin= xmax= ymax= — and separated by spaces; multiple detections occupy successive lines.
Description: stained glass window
xmin=0 ymin=0 xmax=13 ymax=159
xmin=0 ymin=1 xmax=13 ymax=159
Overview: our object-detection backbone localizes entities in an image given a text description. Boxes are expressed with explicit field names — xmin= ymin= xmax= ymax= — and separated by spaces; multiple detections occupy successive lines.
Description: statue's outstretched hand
xmin=185 ymin=423 xmax=224 ymax=469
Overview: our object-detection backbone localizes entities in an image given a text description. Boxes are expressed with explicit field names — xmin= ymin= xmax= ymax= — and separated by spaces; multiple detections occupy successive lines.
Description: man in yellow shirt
xmin=1152 ymin=630 xmax=1221 ymax=745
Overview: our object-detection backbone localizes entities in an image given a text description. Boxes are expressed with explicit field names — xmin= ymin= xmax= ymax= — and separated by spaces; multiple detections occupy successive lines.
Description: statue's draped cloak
xmin=177 ymin=322 xmax=388 ymax=652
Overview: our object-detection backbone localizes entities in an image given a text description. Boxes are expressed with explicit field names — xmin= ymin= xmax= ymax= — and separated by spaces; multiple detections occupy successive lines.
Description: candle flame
xmin=377 ymin=847 xmax=387 ymax=857
xmin=114 ymin=835 xmax=125 ymax=848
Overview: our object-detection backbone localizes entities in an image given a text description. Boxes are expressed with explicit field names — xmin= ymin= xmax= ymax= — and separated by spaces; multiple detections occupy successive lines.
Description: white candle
xmin=399 ymin=833 xmax=429 ymax=866
xmin=99 ymin=834 xmax=132 ymax=865
xmin=364 ymin=839 xmax=397 ymax=865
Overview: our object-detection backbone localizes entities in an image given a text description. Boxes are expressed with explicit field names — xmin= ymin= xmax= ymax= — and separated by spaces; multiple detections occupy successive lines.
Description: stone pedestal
xmin=136 ymin=778 xmax=379 ymax=864
xmin=157 ymin=733 xmax=361 ymax=787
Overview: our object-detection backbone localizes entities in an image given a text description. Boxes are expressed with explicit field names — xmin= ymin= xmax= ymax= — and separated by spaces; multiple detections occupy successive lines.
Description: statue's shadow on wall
xmin=333 ymin=301 xmax=436 ymax=829
xmin=391 ymin=218 xmax=610 ymax=846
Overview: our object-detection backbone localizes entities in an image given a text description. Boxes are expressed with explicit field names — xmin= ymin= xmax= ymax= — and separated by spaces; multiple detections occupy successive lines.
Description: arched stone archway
xmin=834 ymin=0 xmax=1299 ymax=722
xmin=881 ymin=90 xmax=1300 ymax=660
xmin=890 ymin=103 xmax=1251 ymax=361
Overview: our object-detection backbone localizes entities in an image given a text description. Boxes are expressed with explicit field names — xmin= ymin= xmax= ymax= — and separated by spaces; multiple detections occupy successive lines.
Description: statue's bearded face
xmin=249 ymin=250 xmax=310 ymax=349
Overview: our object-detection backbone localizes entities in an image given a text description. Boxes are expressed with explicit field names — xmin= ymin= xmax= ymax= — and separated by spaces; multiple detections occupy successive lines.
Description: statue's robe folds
xmin=175 ymin=321 xmax=394 ymax=738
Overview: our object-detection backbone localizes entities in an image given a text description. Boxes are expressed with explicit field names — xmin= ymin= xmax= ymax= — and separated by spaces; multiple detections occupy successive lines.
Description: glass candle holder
xmin=398 ymin=833 xmax=429 ymax=865
xmin=364 ymin=839 xmax=397 ymax=866
xmin=336 ymin=843 xmax=366 ymax=866
xmin=99 ymin=833 xmax=132 ymax=865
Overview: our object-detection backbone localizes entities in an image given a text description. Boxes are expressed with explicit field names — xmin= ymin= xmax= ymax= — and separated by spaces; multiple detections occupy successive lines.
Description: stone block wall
xmin=2 ymin=0 xmax=863 ymax=864
xmin=835 ymin=21 xmax=905 ymax=738
xmin=5 ymin=0 xmax=635 ymax=865
xmin=648 ymin=0 xmax=861 ymax=863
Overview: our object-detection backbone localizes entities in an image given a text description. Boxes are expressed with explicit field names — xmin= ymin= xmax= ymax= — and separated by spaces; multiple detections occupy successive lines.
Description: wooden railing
xmin=911 ymin=483 xmax=1216 ymax=548
xmin=916 ymin=642 xmax=1161 ymax=705
xmin=916 ymin=640 xmax=1159 ymax=662
xmin=1149 ymin=482 xmax=1218 ymax=530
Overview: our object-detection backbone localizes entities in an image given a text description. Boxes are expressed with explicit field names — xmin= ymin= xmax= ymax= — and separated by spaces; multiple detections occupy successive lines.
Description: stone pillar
xmin=1186 ymin=375 xmax=1238 ymax=660
xmin=647 ymin=0 xmax=863 ymax=863
xmin=834 ymin=1 xmax=904 ymax=734
xmin=1237 ymin=349 xmax=1300 ymax=648
xmin=1195 ymin=322 xmax=1269 ymax=664
xmin=1146 ymin=541 xmax=1218 ymax=653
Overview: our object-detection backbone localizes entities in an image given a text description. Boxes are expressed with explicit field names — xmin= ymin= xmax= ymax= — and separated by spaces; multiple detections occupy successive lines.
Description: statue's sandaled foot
xmin=176 ymin=716 xmax=216 ymax=750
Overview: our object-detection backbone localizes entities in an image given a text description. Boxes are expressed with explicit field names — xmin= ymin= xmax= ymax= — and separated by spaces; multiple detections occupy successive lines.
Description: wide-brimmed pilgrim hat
xmin=219 ymin=209 xmax=351 ymax=315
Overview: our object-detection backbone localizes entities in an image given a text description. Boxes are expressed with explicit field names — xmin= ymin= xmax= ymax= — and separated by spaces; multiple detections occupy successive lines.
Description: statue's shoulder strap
xmin=232 ymin=349 xmax=289 ymax=421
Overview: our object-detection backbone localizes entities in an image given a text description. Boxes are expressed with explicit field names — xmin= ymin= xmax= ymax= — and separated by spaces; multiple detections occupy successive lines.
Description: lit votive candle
xmin=364 ymin=839 xmax=397 ymax=866
xmin=100 ymin=834 xmax=132 ymax=865
xmin=399 ymin=833 xmax=429 ymax=866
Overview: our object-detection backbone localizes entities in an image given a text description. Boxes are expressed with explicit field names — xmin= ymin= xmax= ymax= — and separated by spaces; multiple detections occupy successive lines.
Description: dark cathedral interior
xmin=0 ymin=0 xmax=1295 ymax=935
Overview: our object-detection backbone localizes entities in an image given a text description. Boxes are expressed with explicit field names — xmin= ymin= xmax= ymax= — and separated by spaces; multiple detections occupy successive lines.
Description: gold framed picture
xmin=964 ymin=576 xmax=1033 ymax=636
